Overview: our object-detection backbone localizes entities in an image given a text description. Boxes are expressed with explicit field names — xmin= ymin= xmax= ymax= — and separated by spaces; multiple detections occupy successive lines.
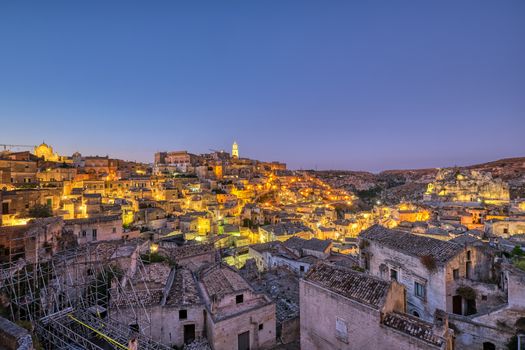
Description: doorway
xmin=238 ymin=330 xmax=250 ymax=350
xmin=452 ymin=295 xmax=462 ymax=315
xmin=183 ymin=324 xmax=195 ymax=344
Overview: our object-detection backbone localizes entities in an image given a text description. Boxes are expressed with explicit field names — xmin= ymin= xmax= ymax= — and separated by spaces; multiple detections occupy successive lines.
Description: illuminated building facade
xmin=232 ymin=141 xmax=239 ymax=159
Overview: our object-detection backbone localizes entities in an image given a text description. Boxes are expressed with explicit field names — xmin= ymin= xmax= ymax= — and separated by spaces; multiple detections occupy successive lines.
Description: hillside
xmin=314 ymin=157 xmax=525 ymax=205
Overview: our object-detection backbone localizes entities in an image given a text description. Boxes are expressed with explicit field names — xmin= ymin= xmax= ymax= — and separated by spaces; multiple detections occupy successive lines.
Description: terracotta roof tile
xmin=305 ymin=262 xmax=390 ymax=309
xmin=360 ymin=225 xmax=463 ymax=264
xmin=382 ymin=312 xmax=444 ymax=347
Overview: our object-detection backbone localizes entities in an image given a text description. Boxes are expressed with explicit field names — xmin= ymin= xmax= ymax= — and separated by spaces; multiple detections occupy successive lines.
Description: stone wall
xmin=299 ymin=280 xmax=442 ymax=350
xmin=111 ymin=304 xmax=205 ymax=348
xmin=207 ymin=303 xmax=276 ymax=350
xmin=280 ymin=316 xmax=299 ymax=344
xmin=448 ymin=313 xmax=512 ymax=350
xmin=0 ymin=317 xmax=33 ymax=350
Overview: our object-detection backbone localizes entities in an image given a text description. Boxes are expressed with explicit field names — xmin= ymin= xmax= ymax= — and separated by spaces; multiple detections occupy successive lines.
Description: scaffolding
xmin=0 ymin=241 xmax=171 ymax=350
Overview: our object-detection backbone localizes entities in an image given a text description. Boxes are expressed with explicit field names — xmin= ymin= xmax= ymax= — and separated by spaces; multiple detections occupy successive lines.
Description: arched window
xmin=412 ymin=311 xmax=420 ymax=318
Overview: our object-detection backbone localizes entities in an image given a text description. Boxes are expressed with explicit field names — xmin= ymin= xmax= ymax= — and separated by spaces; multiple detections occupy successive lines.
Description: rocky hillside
xmin=314 ymin=157 xmax=525 ymax=205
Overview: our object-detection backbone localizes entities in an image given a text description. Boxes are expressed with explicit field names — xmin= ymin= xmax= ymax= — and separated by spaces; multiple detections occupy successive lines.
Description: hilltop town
xmin=0 ymin=142 xmax=524 ymax=350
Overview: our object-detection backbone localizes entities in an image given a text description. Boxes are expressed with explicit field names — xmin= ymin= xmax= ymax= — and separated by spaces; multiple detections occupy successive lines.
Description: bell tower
xmin=232 ymin=141 xmax=239 ymax=159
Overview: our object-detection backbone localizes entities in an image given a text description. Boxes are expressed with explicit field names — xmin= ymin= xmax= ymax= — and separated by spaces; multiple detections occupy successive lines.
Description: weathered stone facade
xmin=424 ymin=169 xmax=510 ymax=205
xmin=359 ymin=225 xmax=493 ymax=321
xmin=300 ymin=262 xmax=452 ymax=350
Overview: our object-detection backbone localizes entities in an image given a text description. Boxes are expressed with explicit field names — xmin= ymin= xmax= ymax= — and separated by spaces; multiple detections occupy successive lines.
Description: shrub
xmin=456 ymin=286 xmax=476 ymax=300
xmin=140 ymin=252 xmax=168 ymax=264
xmin=27 ymin=204 xmax=52 ymax=218
xmin=420 ymin=254 xmax=437 ymax=272
xmin=515 ymin=317 xmax=525 ymax=332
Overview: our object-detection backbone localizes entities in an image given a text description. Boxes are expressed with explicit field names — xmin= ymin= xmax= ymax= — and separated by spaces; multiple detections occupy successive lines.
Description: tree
xmin=28 ymin=204 xmax=52 ymax=218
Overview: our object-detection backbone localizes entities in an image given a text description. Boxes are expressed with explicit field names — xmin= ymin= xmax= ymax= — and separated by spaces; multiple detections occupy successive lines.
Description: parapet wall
xmin=0 ymin=317 xmax=33 ymax=350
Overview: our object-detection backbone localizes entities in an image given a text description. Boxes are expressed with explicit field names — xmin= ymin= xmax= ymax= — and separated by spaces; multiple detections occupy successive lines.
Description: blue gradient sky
xmin=0 ymin=1 xmax=524 ymax=171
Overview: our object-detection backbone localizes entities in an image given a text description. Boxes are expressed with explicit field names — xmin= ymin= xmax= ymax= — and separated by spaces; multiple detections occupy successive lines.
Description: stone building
xmin=359 ymin=225 xmax=494 ymax=321
xmin=448 ymin=264 xmax=525 ymax=349
xmin=82 ymin=156 xmax=118 ymax=177
xmin=0 ymin=159 xmax=38 ymax=189
xmin=424 ymin=169 xmax=509 ymax=205
xmin=258 ymin=222 xmax=313 ymax=242
xmin=283 ymin=236 xmax=332 ymax=259
xmin=160 ymin=242 xmax=216 ymax=271
xmin=64 ymin=215 xmax=123 ymax=244
xmin=484 ymin=218 xmax=525 ymax=238
xmin=111 ymin=264 xmax=206 ymax=348
xmin=248 ymin=241 xmax=314 ymax=274
xmin=198 ymin=263 xmax=276 ymax=350
xmin=1 ymin=188 xmax=61 ymax=223
xmin=0 ymin=217 xmax=64 ymax=263
xmin=300 ymin=262 xmax=452 ymax=350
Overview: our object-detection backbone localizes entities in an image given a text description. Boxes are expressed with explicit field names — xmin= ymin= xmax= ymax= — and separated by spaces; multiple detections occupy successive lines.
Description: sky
xmin=0 ymin=1 xmax=524 ymax=172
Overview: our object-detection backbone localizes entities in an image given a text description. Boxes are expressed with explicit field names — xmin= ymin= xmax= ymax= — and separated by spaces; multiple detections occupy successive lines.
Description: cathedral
xmin=33 ymin=142 xmax=70 ymax=163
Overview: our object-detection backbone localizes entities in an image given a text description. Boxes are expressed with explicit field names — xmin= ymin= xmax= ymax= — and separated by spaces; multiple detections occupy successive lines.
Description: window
xmin=412 ymin=311 xmax=420 ymax=318
xmin=453 ymin=269 xmax=459 ymax=280
xmin=503 ymin=228 xmax=508 ymax=234
xmin=466 ymin=261 xmax=472 ymax=279
xmin=2 ymin=202 xmax=9 ymax=214
xmin=236 ymin=294 xmax=244 ymax=304
xmin=82 ymin=230 xmax=87 ymax=237
xmin=466 ymin=250 xmax=471 ymax=261
xmin=258 ymin=323 xmax=263 ymax=330
xmin=112 ymin=227 xmax=117 ymax=233
xmin=92 ymin=229 xmax=97 ymax=240
xmin=390 ymin=269 xmax=398 ymax=281
xmin=415 ymin=282 xmax=426 ymax=299
xmin=300 ymin=265 xmax=305 ymax=272
xmin=335 ymin=317 xmax=348 ymax=343
xmin=179 ymin=309 xmax=187 ymax=320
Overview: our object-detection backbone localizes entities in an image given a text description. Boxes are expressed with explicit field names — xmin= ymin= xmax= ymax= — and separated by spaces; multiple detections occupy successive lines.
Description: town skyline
xmin=1 ymin=1 xmax=524 ymax=171
xmin=2 ymin=140 xmax=524 ymax=173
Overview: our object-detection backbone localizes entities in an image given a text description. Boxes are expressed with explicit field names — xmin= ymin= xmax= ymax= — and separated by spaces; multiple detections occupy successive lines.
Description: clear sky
xmin=0 ymin=1 xmax=524 ymax=172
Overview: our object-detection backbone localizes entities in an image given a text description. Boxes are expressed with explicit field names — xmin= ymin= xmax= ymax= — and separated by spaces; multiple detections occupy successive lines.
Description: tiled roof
xmin=249 ymin=241 xmax=299 ymax=260
xmin=65 ymin=214 xmax=122 ymax=225
xmin=199 ymin=264 xmax=251 ymax=299
xmin=165 ymin=268 xmax=202 ymax=306
xmin=450 ymin=234 xmax=483 ymax=246
xmin=169 ymin=242 xmax=214 ymax=261
xmin=261 ymin=223 xmax=311 ymax=236
xmin=284 ymin=237 xmax=331 ymax=253
xmin=131 ymin=262 xmax=171 ymax=285
xmin=360 ymin=225 xmax=463 ymax=265
xmin=304 ymin=262 xmax=390 ymax=309
xmin=382 ymin=312 xmax=444 ymax=347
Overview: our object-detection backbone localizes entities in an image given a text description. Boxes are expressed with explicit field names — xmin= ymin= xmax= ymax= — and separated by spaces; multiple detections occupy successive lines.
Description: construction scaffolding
xmin=0 ymin=241 xmax=171 ymax=350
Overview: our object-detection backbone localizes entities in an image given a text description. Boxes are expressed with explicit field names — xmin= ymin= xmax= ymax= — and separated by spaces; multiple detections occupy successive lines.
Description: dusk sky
xmin=0 ymin=1 xmax=523 ymax=172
